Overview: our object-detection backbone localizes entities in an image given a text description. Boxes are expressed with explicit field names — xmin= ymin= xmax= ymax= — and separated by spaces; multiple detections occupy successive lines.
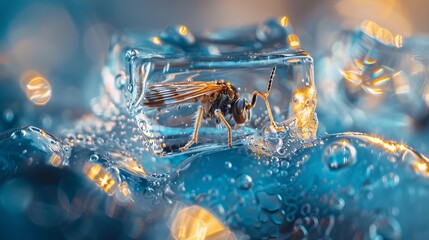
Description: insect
xmin=144 ymin=67 xmax=284 ymax=151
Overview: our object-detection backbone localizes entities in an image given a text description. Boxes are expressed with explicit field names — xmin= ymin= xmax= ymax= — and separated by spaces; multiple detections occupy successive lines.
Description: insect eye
xmin=232 ymin=99 xmax=248 ymax=124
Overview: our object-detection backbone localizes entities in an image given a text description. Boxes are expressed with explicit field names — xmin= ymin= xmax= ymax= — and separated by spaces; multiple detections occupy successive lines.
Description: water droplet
xmin=256 ymin=192 xmax=282 ymax=212
xmin=127 ymin=84 xmax=133 ymax=93
xmin=369 ymin=217 xmax=401 ymax=240
xmin=224 ymin=161 xmax=232 ymax=169
xmin=115 ymin=72 xmax=126 ymax=89
xmin=138 ymin=120 xmax=148 ymax=131
xmin=322 ymin=140 xmax=357 ymax=170
xmin=89 ymin=154 xmax=99 ymax=162
xmin=281 ymin=161 xmax=290 ymax=169
xmin=329 ymin=196 xmax=345 ymax=212
xmin=300 ymin=203 xmax=311 ymax=216
xmin=277 ymin=147 xmax=286 ymax=155
xmin=202 ymin=174 xmax=212 ymax=183
xmin=382 ymin=172 xmax=400 ymax=188
xmin=235 ymin=174 xmax=253 ymax=190
xmin=271 ymin=210 xmax=285 ymax=225
xmin=11 ymin=129 xmax=27 ymax=139
xmin=144 ymin=187 xmax=155 ymax=199
xmin=286 ymin=213 xmax=295 ymax=222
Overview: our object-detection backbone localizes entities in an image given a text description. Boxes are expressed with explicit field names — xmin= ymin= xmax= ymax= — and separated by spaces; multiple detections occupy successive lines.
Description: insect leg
xmin=179 ymin=106 xmax=204 ymax=151
xmin=215 ymin=109 xmax=232 ymax=148
xmin=247 ymin=91 xmax=285 ymax=132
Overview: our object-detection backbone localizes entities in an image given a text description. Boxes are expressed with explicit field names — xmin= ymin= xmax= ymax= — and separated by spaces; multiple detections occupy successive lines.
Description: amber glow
xmin=336 ymin=0 xmax=411 ymax=36
xmin=291 ymin=86 xmax=318 ymax=140
xmin=151 ymin=36 xmax=162 ymax=45
xmin=110 ymin=152 xmax=146 ymax=175
xmin=279 ymin=16 xmax=288 ymax=27
xmin=394 ymin=34 xmax=403 ymax=48
xmin=49 ymin=154 xmax=62 ymax=167
xmin=287 ymin=34 xmax=300 ymax=49
xmin=84 ymin=163 xmax=117 ymax=195
xmin=365 ymin=135 xmax=407 ymax=152
xmin=361 ymin=20 xmax=404 ymax=48
xmin=361 ymin=20 xmax=381 ymax=37
xmin=375 ymin=27 xmax=393 ymax=45
xmin=171 ymin=206 xmax=235 ymax=240
xmin=179 ymin=25 xmax=188 ymax=35
xmin=341 ymin=70 xmax=362 ymax=85
xmin=415 ymin=161 xmax=428 ymax=172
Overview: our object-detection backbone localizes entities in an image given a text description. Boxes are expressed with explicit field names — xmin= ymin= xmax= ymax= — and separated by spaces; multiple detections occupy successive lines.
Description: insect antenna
xmin=266 ymin=66 xmax=276 ymax=96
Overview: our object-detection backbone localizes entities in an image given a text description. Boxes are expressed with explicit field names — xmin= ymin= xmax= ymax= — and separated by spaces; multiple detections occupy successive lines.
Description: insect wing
xmin=144 ymin=81 xmax=224 ymax=107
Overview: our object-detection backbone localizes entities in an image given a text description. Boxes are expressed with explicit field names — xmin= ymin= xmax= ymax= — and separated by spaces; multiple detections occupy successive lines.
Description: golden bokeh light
xmin=179 ymin=25 xmax=188 ymax=36
xmin=151 ymin=36 xmax=162 ymax=45
xmin=49 ymin=154 xmax=62 ymax=167
xmin=336 ymin=0 xmax=411 ymax=36
xmin=375 ymin=27 xmax=393 ymax=45
xmin=21 ymin=71 xmax=52 ymax=106
xmin=84 ymin=163 xmax=117 ymax=195
xmin=361 ymin=20 xmax=404 ymax=48
xmin=394 ymin=34 xmax=403 ymax=48
xmin=171 ymin=206 xmax=236 ymax=240
xmin=411 ymin=154 xmax=429 ymax=177
xmin=279 ymin=16 xmax=288 ymax=27
xmin=287 ymin=34 xmax=300 ymax=49
xmin=361 ymin=20 xmax=381 ymax=37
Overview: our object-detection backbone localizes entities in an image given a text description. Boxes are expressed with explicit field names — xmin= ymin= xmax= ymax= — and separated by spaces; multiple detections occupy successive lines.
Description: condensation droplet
xmin=11 ymin=129 xmax=27 ymax=139
xmin=256 ymin=192 xmax=282 ymax=212
xmin=235 ymin=174 xmax=253 ymax=190
xmin=202 ymin=174 xmax=212 ymax=183
xmin=89 ymin=154 xmax=99 ymax=162
xmin=144 ymin=187 xmax=155 ymax=199
xmin=115 ymin=72 xmax=126 ymax=89
xmin=369 ymin=217 xmax=401 ymax=240
xmin=322 ymin=140 xmax=357 ymax=170
xmin=224 ymin=161 xmax=232 ymax=169
xmin=382 ymin=172 xmax=400 ymax=188
xmin=138 ymin=120 xmax=148 ymax=131
xmin=329 ymin=196 xmax=345 ymax=212
xmin=300 ymin=203 xmax=311 ymax=216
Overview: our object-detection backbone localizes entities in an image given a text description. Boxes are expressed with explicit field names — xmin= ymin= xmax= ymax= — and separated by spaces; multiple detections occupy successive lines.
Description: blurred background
xmin=0 ymin=0 xmax=426 ymax=122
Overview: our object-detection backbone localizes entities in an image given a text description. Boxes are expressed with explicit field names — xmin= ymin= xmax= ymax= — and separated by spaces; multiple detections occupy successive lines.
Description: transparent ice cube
xmin=103 ymin=23 xmax=317 ymax=157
